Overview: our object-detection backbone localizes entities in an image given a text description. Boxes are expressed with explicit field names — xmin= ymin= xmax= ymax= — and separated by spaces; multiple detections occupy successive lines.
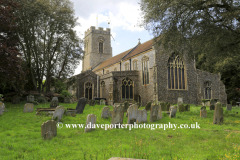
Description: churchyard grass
xmin=0 ymin=102 xmax=240 ymax=160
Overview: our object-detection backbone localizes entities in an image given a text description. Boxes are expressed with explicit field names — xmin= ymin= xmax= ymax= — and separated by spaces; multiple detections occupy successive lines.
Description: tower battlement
xmin=85 ymin=26 xmax=111 ymax=37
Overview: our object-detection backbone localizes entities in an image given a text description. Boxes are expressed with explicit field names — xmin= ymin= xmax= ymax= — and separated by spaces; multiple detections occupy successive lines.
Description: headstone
xmin=41 ymin=120 xmax=57 ymax=140
xmin=27 ymin=95 xmax=35 ymax=102
xmin=76 ymin=97 xmax=87 ymax=114
xmin=23 ymin=103 xmax=34 ymax=113
xmin=160 ymin=101 xmax=167 ymax=111
xmin=89 ymin=100 xmax=95 ymax=106
xmin=111 ymin=104 xmax=124 ymax=126
xmin=50 ymin=97 xmax=59 ymax=108
xmin=145 ymin=102 xmax=152 ymax=110
xmin=101 ymin=106 xmax=111 ymax=119
xmin=150 ymin=104 xmax=162 ymax=122
xmin=213 ymin=102 xmax=223 ymax=124
xmin=178 ymin=97 xmax=183 ymax=103
xmin=100 ymin=99 xmax=105 ymax=105
xmin=210 ymin=105 xmax=215 ymax=110
xmin=222 ymin=104 xmax=226 ymax=107
xmin=12 ymin=95 xmax=20 ymax=104
xmin=52 ymin=106 xmax=65 ymax=122
xmin=179 ymin=104 xmax=185 ymax=112
xmin=200 ymin=106 xmax=207 ymax=118
xmin=166 ymin=102 xmax=170 ymax=111
xmin=210 ymin=99 xmax=217 ymax=106
xmin=185 ymin=104 xmax=190 ymax=111
xmin=136 ymin=109 xmax=147 ymax=123
xmin=124 ymin=101 xmax=129 ymax=112
xmin=226 ymin=104 xmax=232 ymax=111
xmin=0 ymin=101 xmax=4 ymax=115
xmin=84 ymin=114 xmax=97 ymax=132
xmin=169 ymin=106 xmax=177 ymax=118
xmin=127 ymin=104 xmax=138 ymax=124
xmin=64 ymin=97 xmax=70 ymax=103
xmin=108 ymin=111 xmax=113 ymax=117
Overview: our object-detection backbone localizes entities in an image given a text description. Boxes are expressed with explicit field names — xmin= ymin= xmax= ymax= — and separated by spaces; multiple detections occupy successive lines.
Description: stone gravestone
xmin=27 ymin=95 xmax=34 ymax=102
xmin=111 ymin=104 xmax=124 ymax=127
xmin=101 ymin=106 xmax=111 ymax=119
xmin=52 ymin=106 xmax=65 ymax=122
xmin=64 ymin=97 xmax=70 ymax=103
xmin=179 ymin=104 xmax=185 ymax=112
xmin=136 ymin=109 xmax=147 ymax=123
xmin=160 ymin=101 xmax=167 ymax=111
xmin=23 ymin=103 xmax=34 ymax=113
xmin=145 ymin=102 xmax=152 ymax=111
xmin=213 ymin=102 xmax=223 ymax=124
xmin=185 ymin=104 xmax=190 ymax=111
xmin=200 ymin=106 xmax=207 ymax=118
xmin=124 ymin=101 xmax=129 ymax=112
xmin=209 ymin=99 xmax=216 ymax=110
xmin=84 ymin=114 xmax=97 ymax=132
xmin=76 ymin=97 xmax=87 ymax=114
xmin=89 ymin=100 xmax=95 ymax=106
xmin=0 ymin=101 xmax=4 ymax=115
xmin=210 ymin=104 xmax=215 ymax=110
xmin=169 ymin=106 xmax=177 ymax=118
xmin=41 ymin=120 xmax=57 ymax=140
xmin=127 ymin=104 xmax=138 ymax=124
xmin=226 ymin=104 xmax=232 ymax=111
xmin=50 ymin=97 xmax=59 ymax=108
xmin=150 ymin=104 xmax=162 ymax=122
xmin=100 ymin=99 xmax=105 ymax=105
xmin=12 ymin=95 xmax=20 ymax=104
xmin=177 ymin=97 xmax=183 ymax=109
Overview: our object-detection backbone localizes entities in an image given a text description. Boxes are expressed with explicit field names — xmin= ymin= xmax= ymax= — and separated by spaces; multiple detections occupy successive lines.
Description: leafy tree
xmin=0 ymin=0 xmax=26 ymax=95
xmin=14 ymin=0 xmax=83 ymax=93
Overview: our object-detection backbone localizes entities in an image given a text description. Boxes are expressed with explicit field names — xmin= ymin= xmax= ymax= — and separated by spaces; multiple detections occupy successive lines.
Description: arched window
xmin=133 ymin=60 xmax=138 ymax=70
xmin=85 ymin=82 xmax=93 ymax=100
xmin=99 ymin=42 xmax=103 ymax=53
xmin=100 ymin=81 xmax=105 ymax=98
xmin=204 ymin=81 xmax=211 ymax=99
xmin=167 ymin=53 xmax=186 ymax=90
xmin=125 ymin=63 xmax=130 ymax=71
xmin=142 ymin=56 xmax=149 ymax=85
xmin=122 ymin=77 xmax=133 ymax=99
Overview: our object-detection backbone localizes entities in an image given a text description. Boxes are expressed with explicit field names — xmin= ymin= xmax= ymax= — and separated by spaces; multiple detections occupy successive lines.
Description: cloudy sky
xmin=71 ymin=0 xmax=153 ymax=75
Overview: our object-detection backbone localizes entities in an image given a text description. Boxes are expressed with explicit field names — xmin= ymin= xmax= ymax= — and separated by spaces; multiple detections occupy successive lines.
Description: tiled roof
xmin=92 ymin=39 xmax=153 ymax=71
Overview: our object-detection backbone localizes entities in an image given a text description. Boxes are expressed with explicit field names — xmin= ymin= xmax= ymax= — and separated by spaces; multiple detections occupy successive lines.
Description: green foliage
xmin=32 ymin=101 xmax=38 ymax=105
xmin=37 ymin=96 xmax=47 ymax=104
xmin=55 ymin=80 xmax=66 ymax=94
xmin=95 ymin=100 xmax=99 ymax=105
xmin=145 ymin=102 xmax=151 ymax=110
xmin=61 ymin=90 xmax=71 ymax=98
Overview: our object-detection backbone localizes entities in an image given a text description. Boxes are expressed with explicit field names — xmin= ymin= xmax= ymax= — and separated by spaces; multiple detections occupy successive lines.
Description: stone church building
xmin=69 ymin=26 xmax=227 ymax=106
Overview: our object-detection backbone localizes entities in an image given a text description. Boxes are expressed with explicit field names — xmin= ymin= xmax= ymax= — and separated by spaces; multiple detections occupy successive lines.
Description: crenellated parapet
xmin=85 ymin=26 xmax=111 ymax=37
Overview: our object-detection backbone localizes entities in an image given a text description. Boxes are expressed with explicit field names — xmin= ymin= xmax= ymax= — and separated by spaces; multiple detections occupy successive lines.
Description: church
xmin=69 ymin=26 xmax=227 ymax=106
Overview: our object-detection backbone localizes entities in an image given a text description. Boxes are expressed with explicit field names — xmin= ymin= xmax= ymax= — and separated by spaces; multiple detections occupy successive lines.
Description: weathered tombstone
xmin=0 ymin=101 xmax=4 ymax=115
xmin=64 ymin=97 xmax=70 ymax=103
xmin=185 ymin=104 xmax=190 ymax=111
xmin=108 ymin=111 xmax=113 ymax=117
xmin=169 ymin=106 xmax=177 ymax=118
xmin=89 ymin=100 xmax=95 ymax=106
xmin=145 ymin=102 xmax=152 ymax=110
xmin=179 ymin=104 xmax=185 ymax=112
xmin=213 ymin=102 xmax=223 ymax=124
xmin=12 ymin=95 xmax=20 ymax=104
xmin=150 ymin=104 xmax=162 ymax=122
xmin=23 ymin=103 xmax=34 ymax=113
xmin=136 ymin=109 xmax=147 ymax=123
xmin=160 ymin=101 xmax=167 ymax=111
xmin=124 ymin=101 xmax=129 ymax=112
xmin=200 ymin=106 xmax=207 ymax=118
xmin=111 ymin=104 xmax=124 ymax=126
xmin=41 ymin=120 xmax=57 ymax=140
xmin=52 ymin=106 xmax=65 ymax=122
xmin=100 ymin=99 xmax=105 ymax=105
xmin=76 ymin=97 xmax=87 ymax=114
xmin=84 ymin=114 xmax=97 ymax=132
xmin=226 ymin=104 xmax=232 ymax=111
xmin=177 ymin=97 xmax=183 ymax=109
xmin=127 ymin=104 xmax=138 ymax=124
xmin=101 ymin=106 xmax=110 ymax=119
xmin=27 ymin=95 xmax=35 ymax=102
xmin=210 ymin=105 xmax=215 ymax=110
xmin=166 ymin=102 xmax=170 ymax=111
xmin=50 ymin=97 xmax=59 ymax=108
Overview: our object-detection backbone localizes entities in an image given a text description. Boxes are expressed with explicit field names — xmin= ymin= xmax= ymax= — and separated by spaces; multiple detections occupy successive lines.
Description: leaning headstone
xmin=136 ymin=109 xmax=147 ymax=123
xmin=179 ymin=104 xmax=185 ymax=112
xmin=89 ymin=100 xmax=95 ymax=106
xmin=84 ymin=114 xmax=97 ymax=132
xmin=64 ymin=97 xmax=70 ymax=103
xmin=100 ymin=99 xmax=105 ymax=105
xmin=185 ymin=104 xmax=190 ymax=111
xmin=150 ymin=104 xmax=162 ymax=122
xmin=160 ymin=102 xmax=167 ymax=111
xmin=76 ymin=97 xmax=87 ymax=114
xmin=226 ymin=104 xmax=232 ymax=111
xmin=23 ymin=103 xmax=34 ymax=113
xmin=111 ymin=104 xmax=124 ymax=126
xmin=124 ymin=101 xmax=129 ymax=112
xmin=127 ymin=104 xmax=138 ymax=124
xmin=27 ymin=95 xmax=35 ymax=102
xmin=52 ymin=106 xmax=65 ymax=122
xmin=50 ymin=97 xmax=59 ymax=108
xmin=213 ymin=102 xmax=223 ymax=124
xmin=169 ymin=106 xmax=177 ymax=118
xmin=200 ymin=106 xmax=207 ymax=118
xmin=0 ymin=101 xmax=4 ymax=115
xmin=101 ymin=106 xmax=110 ymax=119
xmin=145 ymin=102 xmax=152 ymax=111
xmin=41 ymin=120 xmax=57 ymax=140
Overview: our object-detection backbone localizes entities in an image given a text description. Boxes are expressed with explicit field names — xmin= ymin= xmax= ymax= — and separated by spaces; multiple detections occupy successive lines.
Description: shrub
xmin=61 ymin=90 xmax=71 ymax=98
xmin=37 ymin=96 xmax=47 ymax=103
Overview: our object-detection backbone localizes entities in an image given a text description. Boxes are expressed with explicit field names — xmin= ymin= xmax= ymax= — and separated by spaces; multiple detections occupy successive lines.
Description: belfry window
xmin=142 ymin=56 xmax=149 ymax=85
xmin=204 ymin=81 xmax=211 ymax=99
xmin=85 ymin=82 xmax=93 ymax=100
xmin=99 ymin=42 xmax=103 ymax=53
xmin=167 ymin=53 xmax=186 ymax=90
xmin=122 ymin=77 xmax=133 ymax=99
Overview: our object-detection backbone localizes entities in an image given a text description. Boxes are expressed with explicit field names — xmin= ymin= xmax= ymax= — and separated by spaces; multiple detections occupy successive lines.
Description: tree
xmin=14 ymin=0 xmax=83 ymax=93
xmin=140 ymin=0 xmax=240 ymax=102
xmin=0 ymin=0 xmax=26 ymax=95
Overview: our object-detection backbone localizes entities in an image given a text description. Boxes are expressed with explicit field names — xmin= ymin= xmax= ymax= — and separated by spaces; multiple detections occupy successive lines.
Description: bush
xmin=37 ymin=96 xmax=47 ymax=103
xmin=32 ymin=101 xmax=38 ymax=105
xmin=61 ymin=90 xmax=71 ymax=98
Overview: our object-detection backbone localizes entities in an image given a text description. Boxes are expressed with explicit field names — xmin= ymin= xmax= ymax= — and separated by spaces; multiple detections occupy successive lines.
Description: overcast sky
xmin=72 ymin=0 xmax=153 ymax=75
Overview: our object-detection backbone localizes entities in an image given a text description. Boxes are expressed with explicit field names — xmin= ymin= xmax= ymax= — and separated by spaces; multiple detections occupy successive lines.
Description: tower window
xmin=99 ymin=42 xmax=103 ymax=53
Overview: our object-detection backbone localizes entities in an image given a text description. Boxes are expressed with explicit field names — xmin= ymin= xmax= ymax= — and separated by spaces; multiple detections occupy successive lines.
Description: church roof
xmin=92 ymin=39 xmax=153 ymax=72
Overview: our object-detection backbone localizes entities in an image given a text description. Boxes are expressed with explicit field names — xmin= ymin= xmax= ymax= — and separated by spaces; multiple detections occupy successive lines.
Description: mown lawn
xmin=0 ymin=101 xmax=240 ymax=160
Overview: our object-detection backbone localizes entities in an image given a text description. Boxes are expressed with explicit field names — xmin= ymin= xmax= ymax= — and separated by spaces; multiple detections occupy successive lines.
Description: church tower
xmin=82 ymin=26 xmax=112 ymax=71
